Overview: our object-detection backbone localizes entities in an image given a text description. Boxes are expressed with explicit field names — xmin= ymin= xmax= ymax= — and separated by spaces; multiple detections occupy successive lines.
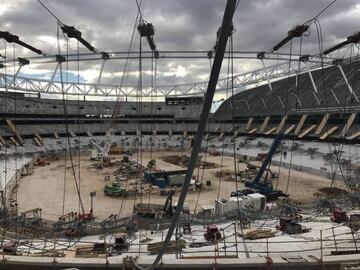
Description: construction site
xmin=1 ymin=0 xmax=360 ymax=269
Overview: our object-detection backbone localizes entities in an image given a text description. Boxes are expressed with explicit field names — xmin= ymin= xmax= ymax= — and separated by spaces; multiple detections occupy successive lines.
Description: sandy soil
xmin=12 ymin=150 xmax=345 ymax=220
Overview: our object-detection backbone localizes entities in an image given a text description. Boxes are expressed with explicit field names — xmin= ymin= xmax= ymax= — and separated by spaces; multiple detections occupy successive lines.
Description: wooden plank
xmin=248 ymin=128 xmax=257 ymax=134
xmin=320 ymin=126 xmax=338 ymax=140
xmin=295 ymin=114 xmax=307 ymax=135
xmin=298 ymin=125 xmax=317 ymax=138
xmin=64 ymin=250 xmax=77 ymax=258
xmin=54 ymin=132 xmax=59 ymax=139
xmin=341 ymin=112 xmax=357 ymax=137
xmin=259 ymin=116 xmax=270 ymax=133
xmin=264 ymin=127 xmax=277 ymax=135
xmin=284 ymin=124 xmax=296 ymax=135
xmin=276 ymin=116 xmax=287 ymax=134
xmin=214 ymin=125 xmax=220 ymax=133
xmin=347 ymin=130 xmax=360 ymax=140
xmin=315 ymin=113 xmax=330 ymax=135
xmin=86 ymin=130 xmax=92 ymax=137
xmin=234 ymin=129 xmax=240 ymax=138
xmin=245 ymin=117 xmax=254 ymax=131
xmin=69 ymin=131 xmax=76 ymax=137
xmin=218 ymin=132 xmax=224 ymax=140
xmin=183 ymin=130 xmax=187 ymax=138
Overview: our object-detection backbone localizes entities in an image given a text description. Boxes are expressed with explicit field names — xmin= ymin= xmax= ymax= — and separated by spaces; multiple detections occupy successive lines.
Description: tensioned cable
xmin=56 ymin=23 xmax=85 ymax=214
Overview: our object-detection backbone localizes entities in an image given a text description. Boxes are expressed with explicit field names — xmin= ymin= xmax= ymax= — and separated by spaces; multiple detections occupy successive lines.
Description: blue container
xmin=144 ymin=171 xmax=154 ymax=182
xmin=155 ymin=178 xmax=166 ymax=189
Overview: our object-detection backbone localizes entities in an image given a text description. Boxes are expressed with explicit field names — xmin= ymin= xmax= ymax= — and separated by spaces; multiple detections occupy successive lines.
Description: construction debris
xmin=238 ymin=228 xmax=276 ymax=240
xmin=147 ymin=240 xmax=186 ymax=254
xmin=162 ymin=155 xmax=218 ymax=169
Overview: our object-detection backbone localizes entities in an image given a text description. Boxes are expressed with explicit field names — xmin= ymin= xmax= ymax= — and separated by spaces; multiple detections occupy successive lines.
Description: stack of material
xmin=147 ymin=240 xmax=186 ymax=254
xmin=238 ymin=228 xmax=276 ymax=240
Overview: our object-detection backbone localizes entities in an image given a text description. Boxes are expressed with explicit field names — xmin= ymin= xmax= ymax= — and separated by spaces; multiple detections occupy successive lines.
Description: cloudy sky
xmin=1 ymin=0 xmax=360 ymax=90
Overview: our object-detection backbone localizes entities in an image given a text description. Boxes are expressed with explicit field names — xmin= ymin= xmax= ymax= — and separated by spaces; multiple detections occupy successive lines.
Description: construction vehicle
xmin=3 ymin=242 xmax=17 ymax=255
xmin=204 ymin=224 xmax=222 ymax=242
xmin=277 ymin=215 xmax=310 ymax=234
xmin=89 ymin=128 xmax=114 ymax=161
xmin=77 ymin=209 xmax=94 ymax=221
xmin=109 ymin=144 xmax=123 ymax=155
xmin=64 ymin=220 xmax=86 ymax=238
xmin=18 ymin=208 xmax=42 ymax=226
xmin=114 ymin=233 xmax=129 ymax=251
xmin=331 ymin=208 xmax=349 ymax=223
xmin=104 ymin=182 xmax=126 ymax=197
xmin=244 ymin=133 xmax=287 ymax=201
xmin=35 ymin=158 xmax=49 ymax=166
xmin=349 ymin=214 xmax=360 ymax=231
xmin=53 ymin=212 xmax=77 ymax=231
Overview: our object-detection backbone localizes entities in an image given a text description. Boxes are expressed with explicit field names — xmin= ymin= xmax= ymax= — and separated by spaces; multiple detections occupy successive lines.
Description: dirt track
xmin=13 ymin=150 xmax=345 ymax=220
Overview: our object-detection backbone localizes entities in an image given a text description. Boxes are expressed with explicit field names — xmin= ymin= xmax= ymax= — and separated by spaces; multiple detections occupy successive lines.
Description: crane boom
xmin=253 ymin=133 xmax=284 ymax=184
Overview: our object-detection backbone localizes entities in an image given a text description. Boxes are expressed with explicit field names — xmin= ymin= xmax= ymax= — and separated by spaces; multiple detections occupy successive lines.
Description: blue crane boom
xmin=253 ymin=133 xmax=285 ymax=184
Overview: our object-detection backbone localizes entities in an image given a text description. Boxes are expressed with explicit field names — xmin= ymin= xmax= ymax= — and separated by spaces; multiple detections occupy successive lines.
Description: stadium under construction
xmin=0 ymin=0 xmax=360 ymax=269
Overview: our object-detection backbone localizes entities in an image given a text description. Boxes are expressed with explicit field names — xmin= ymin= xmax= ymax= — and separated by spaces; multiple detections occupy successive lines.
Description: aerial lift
xmin=243 ymin=133 xmax=287 ymax=200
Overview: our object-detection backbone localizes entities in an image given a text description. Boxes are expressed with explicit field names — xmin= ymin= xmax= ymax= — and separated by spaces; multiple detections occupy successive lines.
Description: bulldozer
xmin=104 ymin=182 xmax=127 ymax=197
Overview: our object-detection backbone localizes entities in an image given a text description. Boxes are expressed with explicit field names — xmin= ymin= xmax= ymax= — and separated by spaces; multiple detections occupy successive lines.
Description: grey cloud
xmin=1 ymin=0 xmax=359 ymax=87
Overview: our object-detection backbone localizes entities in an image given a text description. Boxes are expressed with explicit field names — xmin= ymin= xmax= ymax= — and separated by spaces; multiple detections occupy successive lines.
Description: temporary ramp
xmin=341 ymin=112 xmax=356 ymax=137
xmin=284 ymin=124 xmax=296 ymax=135
xmin=320 ymin=126 xmax=338 ymax=140
xmin=6 ymin=119 xmax=24 ymax=145
xmin=315 ymin=113 xmax=330 ymax=135
xmin=295 ymin=114 xmax=307 ymax=135
xmin=245 ymin=117 xmax=254 ymax=131
xmin=298 ymin=125 xmax=317 ymax=138
xmin=275 ymin=116 xmax=287 ymax=134
xmin=259 ymin=116 xmax=270 ymax=133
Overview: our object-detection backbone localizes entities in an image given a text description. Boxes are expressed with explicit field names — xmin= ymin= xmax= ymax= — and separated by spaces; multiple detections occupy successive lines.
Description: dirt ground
xmin=12 ymin=150 xmax=345 ymax=220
